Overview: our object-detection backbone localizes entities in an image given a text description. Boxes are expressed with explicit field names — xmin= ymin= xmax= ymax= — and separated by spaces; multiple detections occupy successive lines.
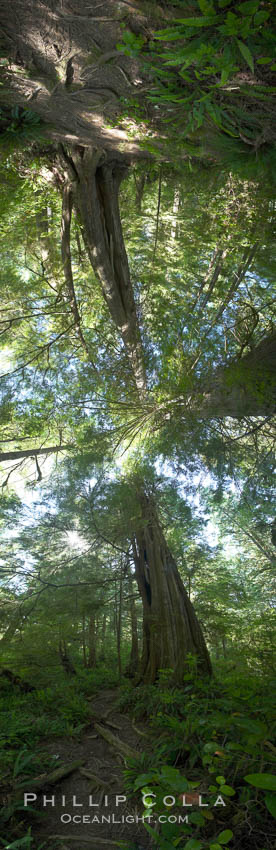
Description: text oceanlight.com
xmin=59 ymin=814 xmax=190 ymax=824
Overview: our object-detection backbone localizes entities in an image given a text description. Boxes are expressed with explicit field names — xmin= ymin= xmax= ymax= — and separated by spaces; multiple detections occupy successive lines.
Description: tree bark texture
xmin=125 ymin=567 xmax=140 ymax=678
xmin=132 ymin=492 xmax=212 ymax=683
xmin=199 ymin=333 xmax=276 ymax=418
xmin=70 ymin=148 xmax=147 ymax=395
xmin=87 ymin=615 xmax=97 ymax=669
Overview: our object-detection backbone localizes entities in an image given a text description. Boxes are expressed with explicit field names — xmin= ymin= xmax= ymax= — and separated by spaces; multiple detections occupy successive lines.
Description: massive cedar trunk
xmin=69 ymin=148 xmax=147 ymax=395
xmin=132 ymin=492 xmax=212 ymax=683
xmin=61 ymin=148 xmax=212 ymax=682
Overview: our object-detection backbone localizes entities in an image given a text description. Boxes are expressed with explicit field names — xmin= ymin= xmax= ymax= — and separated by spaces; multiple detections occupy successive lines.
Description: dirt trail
xmin=30 ymin=688 xmax=151 ymax=850
xmin=0 ymin=0 xmax=152 ymax=158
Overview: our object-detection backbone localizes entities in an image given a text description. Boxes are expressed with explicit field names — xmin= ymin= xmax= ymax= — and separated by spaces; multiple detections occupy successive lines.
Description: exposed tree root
xmin=19 ymin=760 xmax=84 ymax=791
xmin=51 ymin=837 xmax=126 ymax=846
xmin=94 ymin=723 xmax=139 ymax=760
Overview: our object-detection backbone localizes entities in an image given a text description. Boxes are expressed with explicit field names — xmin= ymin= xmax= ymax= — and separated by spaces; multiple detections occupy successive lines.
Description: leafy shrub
xmin=122 ymin=668 xmax=276 ymax=848
xmin=0 ymin=106 xmax=44 ymax=156
xmin=118 ymin=0 xmax=276 ymax=157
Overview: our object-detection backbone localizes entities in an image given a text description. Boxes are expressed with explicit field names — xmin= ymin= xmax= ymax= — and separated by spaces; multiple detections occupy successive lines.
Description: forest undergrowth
xmin=0 ymin=660 xmax=275 ymax=850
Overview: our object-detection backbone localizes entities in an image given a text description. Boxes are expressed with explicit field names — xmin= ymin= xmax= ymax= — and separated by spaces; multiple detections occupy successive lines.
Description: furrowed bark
xmin=132 ymin=492 xmax=212 ymax=683
xmin=61 ymin=181 xmax=94 ymax=361
xmin=70 ymin=148 xmax=147 ymax=396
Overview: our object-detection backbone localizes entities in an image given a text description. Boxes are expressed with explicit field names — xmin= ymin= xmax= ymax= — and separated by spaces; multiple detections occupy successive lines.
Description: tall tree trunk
xmin=98 ymin=613 xmax=107 ymax=661
xmin=132 ymin=492 xmax=212 ymax=683
xmin=125 ymin=566 xmax=139 ymax=678
xmin=70 ymin=148 xmax=147 ymax=396
xmin=82 ymin=614 xmax=88 ymax=668
xmin=59 ymin=639 xmax=76 ymax=675
xmin=87 ymin=615 xmax=97 ymax=669
xmin=116 ymin=563 xmax=123 ymax=679
xmin=62 ymin=149 xmax=212 ymax=683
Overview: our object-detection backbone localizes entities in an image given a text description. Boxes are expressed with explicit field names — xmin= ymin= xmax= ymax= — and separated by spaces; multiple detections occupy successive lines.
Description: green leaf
xmin=219 ymin=11 xmax=240 ymax=35
xmin=143 ymin=821 xmax=167 ymax=844
xmin=197 ymin=0 xmax=215 ymax=13
xmin=254 ymin=10 xmax=270 ymax=25
xmin=265 ymin=793 xmax=276 ymax=819
xmin=220 ymin=785 xmax=235 ymax=796
xmin=216 ymin=776 xmax=226 ymax=785
xmin=209 ymin=845 xmax=222 ymax=850
xmin=257 ymin=57 xmax=273 ymax=64
xmin=236 ymin=39 xmax=254 ymax=73
xmin=190 ymin=812 xmax=205 ymax=825
xmin=217 ymin=831 xmax=234 ymax=844
xmin=172 ymin=16 xmax=221 ymax=26
xmin=237 ymin=0 xmax=259 ymax=14
xmin=184 ymin=840 xmax=203 ymax=850
xmin=220 ymin=67 xmax=230 ymax=84
xmin=160 ymin=765 xmax=182 ymax=777
xmin=245 ymin=774 xmax=276 ymax=791
xmin=204 ymin=742 xmax=220 ymax=753
xmin=133 ymin=773 xmax=155 ymax=789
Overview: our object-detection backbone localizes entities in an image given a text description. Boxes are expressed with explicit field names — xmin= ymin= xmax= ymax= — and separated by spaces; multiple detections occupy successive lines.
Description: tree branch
xmin=0 ymin=445 xmax=74 ymax=463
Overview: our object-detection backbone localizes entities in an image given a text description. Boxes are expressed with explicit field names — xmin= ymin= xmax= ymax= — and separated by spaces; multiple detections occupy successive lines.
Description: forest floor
xmin=2 ymin=669 xmax=276 ymax=849
xmin=30 ymin=688 xmax=151 ymax=850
